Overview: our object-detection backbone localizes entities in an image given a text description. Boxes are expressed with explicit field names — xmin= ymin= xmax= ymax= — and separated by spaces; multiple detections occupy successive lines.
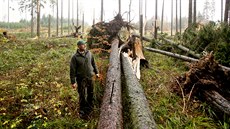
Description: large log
xmin=145 ymin=47 xmax=230 ymax=71
xmin=161 ymin=37 xmax=201 ymax=58
xmin=97 ymin=38 xmax=123 ymax=129
xmin=203 ymin=90 xmax=230 ymax=115
xmin=121 ymin=53 xmax=157 ymax=129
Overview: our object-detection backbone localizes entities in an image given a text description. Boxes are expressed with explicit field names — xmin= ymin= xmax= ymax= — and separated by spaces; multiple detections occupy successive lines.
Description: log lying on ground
xmin=161 ymin=37 xmax=201 ymax=58
xmin=97 ymin=38 xmax=123 ymax=129
xmin=132 ymin=34 xmax=151 ymax=42
xmin=145 ymin=47 xmax=230 ymax=71
xmin=121 ymin=53 xmax=157 ymax=129
xmin=172 ymin=53 xmax=230 ymax=116
xmin=145 ymin=47 xmax=198 ymax=62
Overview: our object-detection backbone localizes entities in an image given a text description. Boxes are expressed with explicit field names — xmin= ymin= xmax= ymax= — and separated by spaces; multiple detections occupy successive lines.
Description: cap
xmin=77 ymin=40 xmax=86 ymax=45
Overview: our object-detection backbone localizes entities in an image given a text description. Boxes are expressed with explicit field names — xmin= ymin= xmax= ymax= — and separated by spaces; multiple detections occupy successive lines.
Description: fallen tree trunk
xmin=172 ymin=54 xmax=230 ymax=117
xmin=161 ymin=37 xmax=201 ymax=58
xmin=121 ymin=53 xmax=157 ymax=129
xmin=145 ymin=47 xmax=230 ymax=71
xmin=132 ymin=34 xmax=151 ymax=42
xmin=97 ymin=38 xmax=123 ymax=129
xmin=203 ymin=90 xmax=230 ymax=115
xmin=145 ymin=47 xmax=198 ymax=62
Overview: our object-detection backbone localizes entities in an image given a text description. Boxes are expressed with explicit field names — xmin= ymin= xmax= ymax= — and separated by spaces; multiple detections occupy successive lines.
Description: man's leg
xmin=77 ymin=78 xmax=86 ymax=113
xmin=86 ymin=78 xmax=94 ymax=112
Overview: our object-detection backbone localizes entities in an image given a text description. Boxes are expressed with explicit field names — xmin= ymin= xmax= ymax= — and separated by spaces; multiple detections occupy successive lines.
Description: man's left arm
xmin=91 ymin=54 xmax=99 ymax=77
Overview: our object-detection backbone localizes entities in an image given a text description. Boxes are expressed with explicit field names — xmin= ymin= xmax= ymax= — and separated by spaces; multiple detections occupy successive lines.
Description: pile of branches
xmin=173 ymin=53 xmax=230 ymax=116
xmin=87 ymin=14 xmax=133 ymax=50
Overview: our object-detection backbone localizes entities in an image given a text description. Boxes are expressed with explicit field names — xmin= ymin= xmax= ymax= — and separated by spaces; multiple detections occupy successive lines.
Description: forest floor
xmin=0 ymin=34 xmax=229 ymax=128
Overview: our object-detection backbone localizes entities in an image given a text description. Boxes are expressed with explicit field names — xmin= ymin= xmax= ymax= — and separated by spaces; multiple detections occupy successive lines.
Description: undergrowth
xmin=0 ymin=38 xmax=107 ymax=128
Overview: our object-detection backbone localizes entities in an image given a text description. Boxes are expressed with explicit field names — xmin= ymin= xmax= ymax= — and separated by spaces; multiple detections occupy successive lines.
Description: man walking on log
xmin=70 ymin=40 xmax=99 ymax=118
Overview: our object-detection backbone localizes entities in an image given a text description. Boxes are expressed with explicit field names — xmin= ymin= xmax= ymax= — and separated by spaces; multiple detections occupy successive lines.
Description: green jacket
xmin=70 ymin=49 xmax=99 ymax=84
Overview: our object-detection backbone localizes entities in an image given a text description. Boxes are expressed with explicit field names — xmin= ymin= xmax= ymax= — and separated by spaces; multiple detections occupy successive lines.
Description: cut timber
xmin=121 ymin=53 xmax=157 ymax=129
xmin=97 ymin=38 xmax=123 ymax=129
xmin=145 ymin=47 xmax=198 ymax=62
xmin=161 ymin=37 xmax=201 ymax=58
xmin=145 ymin=47 xmax=230 ymax=71
xmin=203 ymin=90 xmax=230 ymax=115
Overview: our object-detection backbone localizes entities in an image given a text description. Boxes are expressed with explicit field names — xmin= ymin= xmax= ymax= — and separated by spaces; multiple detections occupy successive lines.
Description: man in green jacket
xmin=70 ymin=40 xmax=99 ymax=117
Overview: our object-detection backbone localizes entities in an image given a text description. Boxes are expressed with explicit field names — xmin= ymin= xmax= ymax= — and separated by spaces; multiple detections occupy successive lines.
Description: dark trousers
xmin=76 ymin=77 xmax=94 ymax=112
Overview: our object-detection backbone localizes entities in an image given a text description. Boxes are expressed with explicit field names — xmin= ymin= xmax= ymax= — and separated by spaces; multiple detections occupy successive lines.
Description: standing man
xmin=70 ymin=40 xmax=99 ymax=118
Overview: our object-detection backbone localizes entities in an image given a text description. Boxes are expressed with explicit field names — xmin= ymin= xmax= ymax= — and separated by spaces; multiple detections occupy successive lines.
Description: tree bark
xmin=132 ymin=34 xmax=151 ymax=42
xmin=154 ymin=0 xmax=158 ymax=39
xmin=193 ymin=0 xmax=196 ymax=23
xmin=161 ymin=0 xmax=165 ymax=34
xmin=97 ymin=38 xmax=123 ymax=129
xmin=8 ymin=0 xmax=10 ymax=29
xmin=188 ymin=0 xmax=193 ymax=26
xmin=68 ymin=0 xmax=70 ymax=34
xmin=145 ymin=47 xmax=198 ymax=62
xmin=101 ymin=0 xmax=104 ymax=22
xmin=56 ymin=0 xmax=59 ymax=36
xmin=31 ymin=0 xmax=34 ymax=37
xmin=161 ymin=38 xmax=201 ymax=58
xmin=203 ymin=90 xmax=230 ymax=116
xmin=145 ymin=47 xmax=230 ymax=71
xmin=171 ymin=0 xmax=173 ymax=36
xmin=37 ymin=0 xmax=41 ymax=37
xmin=221 ymin=0 xmax=223 ymax=22
xmin=176 ymin=0 xmax=178 ymax=33
xmin=118 ymin=0 xmax=121 ymax=14
xmin=48 ymin=15 xmax=51 ymax=37
xmin=61 ymin=0 xmax=63 ymax=35
xmin=179 ymin=0 xmax=181 ymax=35
xmin=82 ymin=13 xmax=84 ymax=33
xmin=121 ymin=53 xmax=157 ymax=129
xmin=224 ymin=0 xmax=230 ymax=23
xmin=77 ymin=0 xmax=79 ymax=27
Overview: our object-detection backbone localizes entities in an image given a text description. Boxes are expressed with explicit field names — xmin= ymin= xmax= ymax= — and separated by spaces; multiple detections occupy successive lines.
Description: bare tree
xmin=188 ymin=0 xmax=193 ymax=26
xmin=180 ymin=0 xmax=181 ymax=35
xmin=161 ymin=0 xmax=164 ymax=33
xmin=171 ymin=0 xmax=173 ymax=36
xmin=154 ymin=0 xmax=158 ymax=39
xmin=56 ymin=0 xmax=59 ymax=36
xmin=37 ymin=0 xmax=41 ymax=37
xmin=128 ymin=0 xmax=132 ymax=23
xmin=101 ymin=0 xmax=104 ymax=22
xmin=144 ymin=0 xmax=147 ymax=35
xmin=77 ymin=0 xmax=79 ymax=26
xmin=176 ymin=0 xmax=178 ymax=33
xmin=93 ymin=8 xmax=95 ymax=25
xmin=82 ymin=13 xmax=84 ymax=33
xmin=8 ymin=0 xmax=10 ymax=29
xmin=118 ymin=0 xmax=121 ymax=14
xmin=221 ymin=0 xmax=223 ymax=22
xmin=31 ymin=0 xmax=34 ymax=37
xmin=224 ymin=0 xmax=230 ymax=23
xmin=68 ymin=0 xmax=70 ymax=34
xmin=193 ymin=0 xmax=196 ymax=23
xmin=72 ymin=0 xmax=74 ymax=23
xmin=61 ymin=0 xmax=63 ymax=35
